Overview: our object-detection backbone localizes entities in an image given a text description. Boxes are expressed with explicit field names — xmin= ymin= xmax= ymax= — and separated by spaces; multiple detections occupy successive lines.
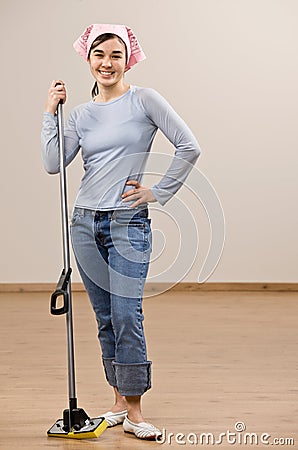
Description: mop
xmin=47 ymin=88 xmax=107 ymax=439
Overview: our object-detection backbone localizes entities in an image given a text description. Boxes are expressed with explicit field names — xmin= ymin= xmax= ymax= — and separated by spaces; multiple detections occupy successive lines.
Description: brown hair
xmin=88 ymin=33 xmax=127 ymax=98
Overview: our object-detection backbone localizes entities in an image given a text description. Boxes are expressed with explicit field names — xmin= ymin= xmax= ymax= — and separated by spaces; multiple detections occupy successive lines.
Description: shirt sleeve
xmin=138 ymin=88 xmax=201 ymax=205
xmin=41 ymin=109 xmax=80 ymax=174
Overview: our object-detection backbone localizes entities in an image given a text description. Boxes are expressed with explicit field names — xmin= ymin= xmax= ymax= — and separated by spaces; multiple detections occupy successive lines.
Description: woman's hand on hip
xmin=45 ymin=80 xmax=67 ymax=115
xmin=122 ymin=180 xmax=157 ymax=208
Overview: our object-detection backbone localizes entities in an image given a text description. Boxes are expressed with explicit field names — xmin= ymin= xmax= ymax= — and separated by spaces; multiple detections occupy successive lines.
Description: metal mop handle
xmin=50 ymin=93 xmax=77 ymax=408
xmin=47 ymin=85 xmax=107 ymax=437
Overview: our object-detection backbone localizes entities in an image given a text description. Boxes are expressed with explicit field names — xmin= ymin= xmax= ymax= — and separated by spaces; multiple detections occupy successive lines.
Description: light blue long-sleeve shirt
xmin=41 ymin=86 xmax=201 ymax=210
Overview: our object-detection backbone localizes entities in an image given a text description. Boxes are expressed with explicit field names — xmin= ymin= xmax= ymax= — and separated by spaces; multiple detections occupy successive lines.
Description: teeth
xmin=100 ymin=71 xmax=112 ymax=75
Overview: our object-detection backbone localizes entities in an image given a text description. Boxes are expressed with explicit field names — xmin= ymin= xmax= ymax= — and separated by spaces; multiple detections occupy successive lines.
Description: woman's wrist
xmin=45 ymin=104 xmax=57 ymax=115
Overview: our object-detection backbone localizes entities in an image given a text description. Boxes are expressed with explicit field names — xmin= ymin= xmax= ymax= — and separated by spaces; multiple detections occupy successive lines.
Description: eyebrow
xmin=93 ymin=49 xmax=124 ymax=55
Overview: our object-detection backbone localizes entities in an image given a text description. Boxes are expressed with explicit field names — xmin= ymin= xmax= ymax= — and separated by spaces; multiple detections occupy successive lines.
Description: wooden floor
xmin=0 ymin=290 xmax=297 ymax=449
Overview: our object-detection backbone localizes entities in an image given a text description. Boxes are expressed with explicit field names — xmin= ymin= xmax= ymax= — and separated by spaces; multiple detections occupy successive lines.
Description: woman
xmin=41 ymin=23 xmax=201 ymax=440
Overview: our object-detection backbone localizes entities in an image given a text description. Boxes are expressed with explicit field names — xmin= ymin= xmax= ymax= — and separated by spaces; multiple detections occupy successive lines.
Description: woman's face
xmin=89 ymin=38 xmax=127 ymax=88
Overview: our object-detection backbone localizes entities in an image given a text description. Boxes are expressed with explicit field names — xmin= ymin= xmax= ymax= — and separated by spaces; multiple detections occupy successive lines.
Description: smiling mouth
xmin=99 ymin=70 xmax=114 ymax=76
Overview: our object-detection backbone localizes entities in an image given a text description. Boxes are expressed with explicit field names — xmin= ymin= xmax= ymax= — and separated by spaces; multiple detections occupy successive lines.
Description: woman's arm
xmin=139 ymin=88 xmax=201 ymax=205
xmin=41 ymin=112 xmax=81 ymax=174
xmin=41 ymin=80 xmax=80 ymax=174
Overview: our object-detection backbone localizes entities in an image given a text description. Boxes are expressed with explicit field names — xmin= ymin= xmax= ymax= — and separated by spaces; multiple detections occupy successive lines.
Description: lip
xmin=98 ymin=70 xmax=115 ymax=77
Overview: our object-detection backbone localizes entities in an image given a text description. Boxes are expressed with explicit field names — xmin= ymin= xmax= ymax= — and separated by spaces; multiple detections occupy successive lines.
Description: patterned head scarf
xmin=73 ymin=23 xmax=146 ymax=71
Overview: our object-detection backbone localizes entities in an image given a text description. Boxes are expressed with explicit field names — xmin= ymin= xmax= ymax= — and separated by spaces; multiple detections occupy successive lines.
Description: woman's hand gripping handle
xmin=45 ymin=80 xmax=67 ymax=115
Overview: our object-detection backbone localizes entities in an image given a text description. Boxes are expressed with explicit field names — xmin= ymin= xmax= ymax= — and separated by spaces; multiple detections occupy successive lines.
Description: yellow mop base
xmin=47 ymin=417 xmax=107 ymax=439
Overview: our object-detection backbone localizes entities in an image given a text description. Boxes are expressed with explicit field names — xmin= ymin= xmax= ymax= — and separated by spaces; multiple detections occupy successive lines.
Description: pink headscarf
xmin=73 ymin=24 xmax=146 ymax=71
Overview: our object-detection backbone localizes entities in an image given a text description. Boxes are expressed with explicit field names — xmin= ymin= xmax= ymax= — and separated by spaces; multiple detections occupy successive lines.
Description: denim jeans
xmin=70 ymin=207 xmax=152 ymax=396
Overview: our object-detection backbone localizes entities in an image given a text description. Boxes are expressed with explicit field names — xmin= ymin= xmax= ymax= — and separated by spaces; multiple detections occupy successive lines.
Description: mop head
xmin=47 ymin=417 xmax=107 ymax=439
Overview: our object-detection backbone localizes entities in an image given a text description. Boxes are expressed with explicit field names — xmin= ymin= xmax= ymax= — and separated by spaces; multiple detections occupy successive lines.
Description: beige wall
xmin=1 ymin=0 xmax=297 ymax=283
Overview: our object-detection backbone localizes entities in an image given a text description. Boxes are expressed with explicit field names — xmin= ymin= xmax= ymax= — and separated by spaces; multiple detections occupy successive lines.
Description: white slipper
xmin=101 ymin=410 xmax=127 ymax=427
xmin=123 ymin=416 xmax=162 ymax=440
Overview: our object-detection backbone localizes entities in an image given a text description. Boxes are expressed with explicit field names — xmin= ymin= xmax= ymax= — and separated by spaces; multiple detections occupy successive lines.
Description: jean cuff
xmin=112 ymin=361 xmax=152 ymax=396
xmin=102 ymin=357 xmax=117 ymax=387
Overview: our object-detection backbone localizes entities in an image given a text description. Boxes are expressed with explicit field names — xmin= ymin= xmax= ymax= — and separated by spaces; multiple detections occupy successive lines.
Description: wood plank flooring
xmin=0 ymin=291 xmax=297 ymax=449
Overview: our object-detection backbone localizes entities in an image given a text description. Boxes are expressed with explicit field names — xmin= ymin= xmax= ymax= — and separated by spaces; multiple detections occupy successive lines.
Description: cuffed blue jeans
xmin=70 ymin=207 xmax=152 ymax=396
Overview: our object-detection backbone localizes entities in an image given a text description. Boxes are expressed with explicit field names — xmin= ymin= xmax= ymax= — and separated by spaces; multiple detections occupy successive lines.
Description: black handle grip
xmin=51 ymin=289 xmax=69 ymax=315
xmin=55 ymin=81 xmax=64 ymax=105
xmin=50 ymin=268 xmax=72 ymax=315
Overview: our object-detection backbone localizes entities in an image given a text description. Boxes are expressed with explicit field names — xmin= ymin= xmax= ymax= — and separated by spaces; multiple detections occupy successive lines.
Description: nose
xmin=101 ymin=56 xmax=112 ymax=68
